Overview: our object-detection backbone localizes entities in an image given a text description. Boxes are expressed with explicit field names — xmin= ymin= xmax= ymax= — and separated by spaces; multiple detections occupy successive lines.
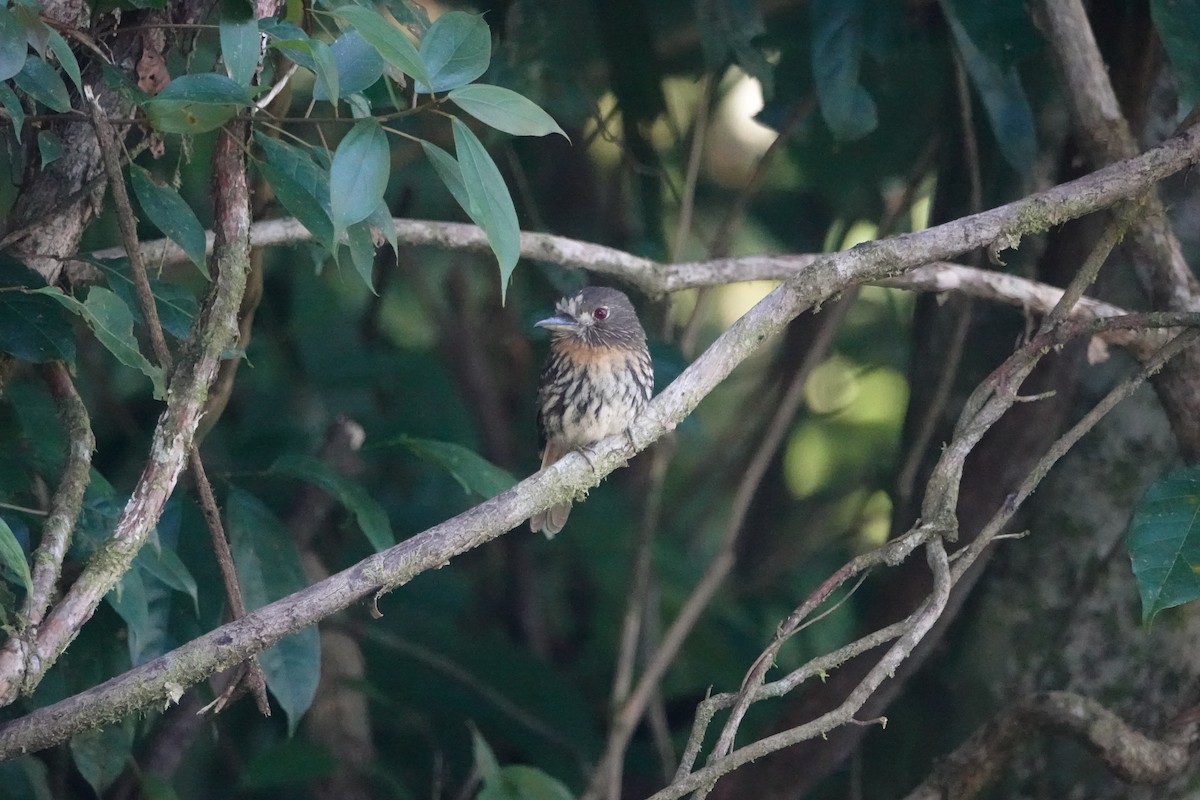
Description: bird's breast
xmin=539 ymin=342 xmax=653 ymax=449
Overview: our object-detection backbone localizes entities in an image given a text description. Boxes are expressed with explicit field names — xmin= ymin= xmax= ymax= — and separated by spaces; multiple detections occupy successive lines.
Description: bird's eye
xmin=593 ymin=306 xmax=609 ymax=320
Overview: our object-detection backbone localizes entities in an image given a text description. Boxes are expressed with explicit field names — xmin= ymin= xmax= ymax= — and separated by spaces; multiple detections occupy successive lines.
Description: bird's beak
xmin=535 ymin=314 xmax=580 ymax=331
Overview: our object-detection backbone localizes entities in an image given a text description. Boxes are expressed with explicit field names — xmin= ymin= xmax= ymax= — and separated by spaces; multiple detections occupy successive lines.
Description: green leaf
xmin=367 ymin=200 xmax=397 ymax=258
xmin=267 ymin=37 xmax=316 ymax=73
xmin=256 ymin=132 xmax=332 ymax=210
xmin=1152 ymin=0 xmax=1200 ymax=111
xmin=940 ymin=0 xmax=1039 ymax=68
xmin=9 ymin=383 xmax=68 ymax=478
xmin=1128 ymin=465 xmax=1200 ymax=623
xmin=696 ymin=0 xmax=774 ymax=98
xmin=333 ymin=4 xmax=433 ymax=89
xmin=471 ymin=726 xmax=501 ymax=781
xmin=329 ymin=118 xmax=390 ymax=234
xmin=940 ymin=0 xmax=1036 ymax=174
xmin=106 ymin=565 xmax=155 ymax=664
xmin=259 ymin=18 xmax=308 ymax=43
xmin=0 ymin=82 xmax=25 ymax=138
xmin=117 ymin=523 xmax=190 ymax=665
xmin=0 ymin=755 xmax=53 ymax=800
xmin=69 ymin=721 xmax=134 ymax=798
xmin=138 ymin=774 xmax=180 ymax=800
xmin=255 ymin=159 xmax=336 ymax=251
xmin=313 ymin=30 xmax=384 ymax=101
xmin=0 ymin=517 xmax=32 ymax=595
xmin=0 ymin=256 xmax=76 ymax=364
xmin=451 ymin=118 xmax=520 ymax=302
xmin=346 ymin=91 xmax=372 ymax=118
xmin=810 ymin=0 xmax=877 ymax=140
xmin=479 ymin=766 xmax=575 ymax=800
xmin=240 ymin=739 xmax=337 ymax=790
xmin=255 ymin=133 xmax=335 ymax=249
xmin=14 ymin=0 xmax=48 ymax=57
xmin=0 ymin=291 xmax=76 ymax=363
xmin=34 ymin=286 xmax=167 ymax=399
xmin=227 ymin=488 xmax=320 ymax=733
xmin=415 ymin=10 xmax=490 ymax=94
xmin=36 ymin=129 xmax=62 ymax=167
xmin=13 ymin=55 xmax=71 ymax=112
xmin=136 ymin=537 xmax=200 ymax=615
xmin=220 ymin=0 xmax=261 ymax=86
xmin=342 ymin=218 xmax=377 ymax=291
xmin=389 ymin=434 xmax=516 ymax=499
xmin=82 ymin=287 xmax=166 ymax=396
xmin=421 ymin=140 xmax=474 ymax=218
xmin=153 ymin=71 xmax=255 ymax=105
xmin=129 ymin=165 xmax=210 ymax=278
xmin=310 ymin=37 xmax=339 ymax=105
xmin=46 ymin=29 xmax=82 ymax=92
xmin=143 ymin=73 xmax=252 ymax=134
xmin=448 ymin=84 xmax=568 ymax=139
xmin=92 ymin=258 xmax=198 ymax=340
xmin=0 ymin=6 xmax=27 ymax=82
xmin=143 ymin=99 xmax=239 ymax=135
xmin=268 ymin=454 xmax=394 ymax=552
xmin=99 ymin=62 xmax=150 ymax=106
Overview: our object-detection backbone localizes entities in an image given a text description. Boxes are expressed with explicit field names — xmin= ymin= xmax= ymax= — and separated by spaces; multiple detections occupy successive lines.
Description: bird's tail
xmin=531 ymin=441 xmax=571 ymax=537
xmin=530 ymin=501 xmax=571 ymax=538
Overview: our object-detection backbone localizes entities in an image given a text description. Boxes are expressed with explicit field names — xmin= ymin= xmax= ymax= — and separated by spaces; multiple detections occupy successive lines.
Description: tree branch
xmin=663 ymin=314 xmax=1199 ymax=794
xmin=3 ymin=123 xmax=1200 ymax=757
xmin=646 ymin=538 xmax=953 ymax=800
xmin=0 ymin=120 xmax=252 ymax=707
xmin=903 ymin=691 xmax=1199 ymax=800
xmin=1037 ymin=0 xmax=1200 ymax=459
xmin=24 ymin=363 xmax=93 ymax=629
xmin=83 ymin=122 xmax=1199 ymax=365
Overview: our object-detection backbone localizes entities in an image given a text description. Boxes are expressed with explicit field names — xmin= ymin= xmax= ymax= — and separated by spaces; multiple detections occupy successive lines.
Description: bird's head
xmin=535 ymin=287 xmax=647 ymax=348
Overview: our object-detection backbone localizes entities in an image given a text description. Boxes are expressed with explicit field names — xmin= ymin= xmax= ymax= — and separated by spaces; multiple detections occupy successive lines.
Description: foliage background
xmin=1 ymin=0 xmax=1200 ymax=798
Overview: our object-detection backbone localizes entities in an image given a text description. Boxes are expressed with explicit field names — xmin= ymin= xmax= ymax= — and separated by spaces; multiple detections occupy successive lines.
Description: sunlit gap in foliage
xmin=583 ymin=92 xmax=623 ymax=169
xmin=705 ymin=69 xmax=778 ymax=188
xmin=910 ymin=174 xmax=937 ymax=231
xmin=784 ymin=363 xmax=908 ymax=545
xmin=775 ymin=214 xmax=912 ymax=550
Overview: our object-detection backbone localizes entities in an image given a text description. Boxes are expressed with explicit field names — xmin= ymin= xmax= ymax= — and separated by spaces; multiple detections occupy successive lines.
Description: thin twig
xmin=894 ymin=56 xmax=979 ymax=510
xmin=664 ymin=312 xmax=1200 ymax=794
xmin=0 ymin=502 xmax=47 ymax=516
xmin=1039 ymin=201 xmax=1137 ymax=333
xmin=950 ymin=324 xmax=1200 ymax=582
xmin=358 ymin=625 xmax=589 ymax=774
xmin=707 ymin=527 xmax=925 ymax=764
xmin=189 ymin=451 xmax=270 ymax=715
xmin=87 ymin=86 xmax=172 ymax=372
xmin=254 ymin=62 xmax=299 ymax=112
xmin=611 ymin=442 xmax=673 ymax=708
xmin=24 ymin=363 xmax=94 ymax=629
xmin=895 ymin=299 xmax=973 ymax=509
xmin=678 ymin=95 xmax=813 ymax=358
xmin=652 ymin=538 xmax=952 ymax=800
xmin=671 ymin=74 xmax=714 ymax=263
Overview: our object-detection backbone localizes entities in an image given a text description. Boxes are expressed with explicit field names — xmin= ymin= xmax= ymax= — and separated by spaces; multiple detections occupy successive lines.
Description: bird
xmin=530 ymin=286 xmax=654 ymax=537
